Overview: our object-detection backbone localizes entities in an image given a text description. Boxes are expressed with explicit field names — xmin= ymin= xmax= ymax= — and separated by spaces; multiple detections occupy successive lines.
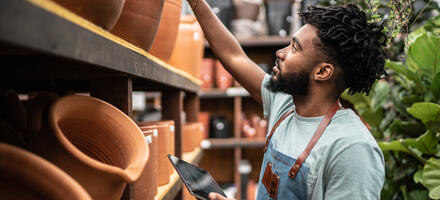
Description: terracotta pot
xmin=28 ymin=95 xmax=148 ymax=200
xmin=149 ymin=0 xmax=183 ymax=61
xmin=168 ymin=15 xmax=204 ymax=77
xmin=112 ymin=0 xmax=164 ymax=50
xmin=139 ymin=121 xmax=174 ymax=169
xmin=0 ymin=90 xmax=27 ymax=132
xmin=27 ymin=92 xmax=60 ymax=135
xmin=52 ymin=0 xmax=125 ymax=30
xmin=198 ymin=112 xmax=210 ymax=139
xmin=0 ymin=142 xmax=92 ymax=200
xmin=137 ymin=122 xmax=171 ymax=186
xmin=215 ymin=61 xmax=233 ymax=90
xmin=200 ymin=58 xmax=215 ymax=89
xmin=182 ymin=122 xmax=203 ymax=152
xmin=133 ymin=129 xmax=158 ymax=200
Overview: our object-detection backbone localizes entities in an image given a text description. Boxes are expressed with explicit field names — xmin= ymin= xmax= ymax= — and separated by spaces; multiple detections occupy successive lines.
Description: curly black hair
xmin=299 ymin=4 xmax=387 ymax=95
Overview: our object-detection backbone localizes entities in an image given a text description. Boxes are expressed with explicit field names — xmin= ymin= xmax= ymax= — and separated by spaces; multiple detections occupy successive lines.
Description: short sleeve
xmin=324 ymin=142 xmax=385 ymax=200
xmin=261 ymin=74 xmax=277 ymax=118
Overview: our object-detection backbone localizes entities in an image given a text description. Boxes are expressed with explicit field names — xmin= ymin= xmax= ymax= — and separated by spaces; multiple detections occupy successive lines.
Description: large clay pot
xmin=149 ymin=0 xmax=183 ymax=61
xmin=182 ymin=122 xmax=203 ymax=152
xmin=52 ymin=0 xmax=125 ymax=30
xmin=0 ymin=142 xmax=92 ymax=200
xmin=168 ymin=15 xmax=204 ymax=77
xmin=28 ymin=95 xmax=148 ymax=200
xmin=137 ymin=123 xmax=170 ymax=186
xmin=133 ymin=129 xmax=158 ymax=200
xmin=112 ymin=0 xmax=164 ymax=50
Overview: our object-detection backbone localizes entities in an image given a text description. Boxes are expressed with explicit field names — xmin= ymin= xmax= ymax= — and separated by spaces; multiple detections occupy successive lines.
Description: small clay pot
xmin=0 ymin=142 xmax=92 ymax=200
xmin=200 ymin=59 xmax=215 ymax=89
xmin=112 ymin=0 xmax=164 ymax=50
xmin=198 ymin=112 xmax=210 ymax=139
xmin=28 ymin=95 xmax=148 ymax=200
xmin=149 ymin=0 xmax=183 ymax=61
xmin=52 ymin=0 xmax=125 ymax=30
xmin=215 ymin=61 xmax=233 ymax=90
xmin=137 ymin=123 xmax=170 ymax=186
xmin=133 ymin=129 xmax=158 ymax=200
xmin=182 ymin=122 xmax=203 ymax=152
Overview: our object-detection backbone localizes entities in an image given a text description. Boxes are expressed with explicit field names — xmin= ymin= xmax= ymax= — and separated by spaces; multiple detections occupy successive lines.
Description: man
xmin=186 ymin=1 xmax=386 ymax=199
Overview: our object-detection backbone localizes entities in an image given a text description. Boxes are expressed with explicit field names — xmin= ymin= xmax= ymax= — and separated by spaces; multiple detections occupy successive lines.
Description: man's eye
xmin=291 ymin=44 xmax=297 ymax=51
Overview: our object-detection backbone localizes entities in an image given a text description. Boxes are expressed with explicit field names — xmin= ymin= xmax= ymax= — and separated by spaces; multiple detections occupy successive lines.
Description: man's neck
xmin=293 ymin=93 xmax=339 ymax=117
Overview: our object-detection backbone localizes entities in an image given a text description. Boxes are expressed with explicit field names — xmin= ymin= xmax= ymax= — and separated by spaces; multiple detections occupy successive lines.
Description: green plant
xmin=342 ymin=16 xmax=440 ymax=199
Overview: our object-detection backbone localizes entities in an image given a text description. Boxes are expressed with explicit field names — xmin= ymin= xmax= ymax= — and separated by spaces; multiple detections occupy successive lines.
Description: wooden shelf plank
xmin=205 ymin=36 xmax=291 ymax=48
xmin=201 ymin=138 xmax=266 ymax=149
xmin=155 ymin=148 xmax=203 ymax=200
xmin=0 ymin=0 xmax=201 ymax=93
xmin=199 ymin=87 xmax=250 ymax=98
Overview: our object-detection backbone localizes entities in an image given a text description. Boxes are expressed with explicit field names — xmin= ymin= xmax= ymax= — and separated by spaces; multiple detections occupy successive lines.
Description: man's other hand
xmin=208 ymin=192 xmax=236 ymax=200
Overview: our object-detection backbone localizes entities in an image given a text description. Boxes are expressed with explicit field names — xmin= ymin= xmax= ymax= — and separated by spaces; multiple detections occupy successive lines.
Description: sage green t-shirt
xmin=260 ymin=74 xmax=385 ymax=199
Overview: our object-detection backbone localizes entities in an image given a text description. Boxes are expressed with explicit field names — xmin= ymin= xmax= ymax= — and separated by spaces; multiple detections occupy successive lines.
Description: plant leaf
xmin=378 ymin=140 xmax=411 ymax=154
xmin=406 ymin=34 xmax=440 ymax=78
xmin=414 ymin=170 xmax=423 ymax=184
xmin=421 ymin=158 xmax=440 ymax=199
xmin=404 ymin=131 xmax=439 ymax=155
xmin=407 ymin=102 xmax=440 ymax=124
xmin=371 ymin=81 xmax=390 ymax=110
xmin=430 ymin=73 xmax=440 ymax=98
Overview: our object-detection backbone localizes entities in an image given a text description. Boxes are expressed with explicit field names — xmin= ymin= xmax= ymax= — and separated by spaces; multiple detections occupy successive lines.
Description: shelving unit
xmin=201 ymin=138 xmax=265 ymax=149
xmin=0 ymin=0 xmax=202 ymax=199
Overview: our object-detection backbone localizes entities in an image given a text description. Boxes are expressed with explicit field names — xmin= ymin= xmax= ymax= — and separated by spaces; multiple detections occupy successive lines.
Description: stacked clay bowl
xmin=137 ymin=122 xmax=173 ymax=186
xmin=51 ymin=0 xmax=125 ymax=30
xmin=112 ymin=0 xmax=164 ymax=50
xmin=149 ymin=0 xmax=183 ymax=61
xmin=133 ymin=129 xmax=158 ymax=200
xmin=28 ymin=95 xmax=148 ymax=200
xmin=182 ymin=122 xmax=203 ymax=152
xmin=0 ymin=142 xmax=92 ymax=200
xmin=168 ymin=14 xmax=204 ymax=77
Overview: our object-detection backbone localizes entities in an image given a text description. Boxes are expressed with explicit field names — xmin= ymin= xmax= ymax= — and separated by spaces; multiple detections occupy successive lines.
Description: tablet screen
xmin=168 ymin=154 xmax=226 ymax=200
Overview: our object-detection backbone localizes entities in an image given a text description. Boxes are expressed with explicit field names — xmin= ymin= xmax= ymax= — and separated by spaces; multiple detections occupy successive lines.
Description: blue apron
xmin=256 ymin=102 xmax=340 ymax=200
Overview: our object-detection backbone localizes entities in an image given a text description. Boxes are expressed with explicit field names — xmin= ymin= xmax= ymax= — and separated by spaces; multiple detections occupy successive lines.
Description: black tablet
xmin=168 ymin=154 xmax=227 ymax=200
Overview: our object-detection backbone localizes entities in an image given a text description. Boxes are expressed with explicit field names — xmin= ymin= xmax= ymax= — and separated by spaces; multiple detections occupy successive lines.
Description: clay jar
xmin=29 ymin=95 xmax=148 ymax=200
xmin=182 ymin=122 xmax=203 ymax=152
xmin=168 ymin=15 xmax=204 ymax=77
xmin=0 ymin=142 xmax=92 ymax=200
xmin=52 ymin=0 xmax=125 ymax=30
xmin=149 ymin=0 xmax=183 ymax=61
xmin=133 ymin=129 xmax=158 ymax=200
xmin=112 ymin=0 xmax=164 ymax=50
xmin=137 ymin=122 xmax=173 ymax=186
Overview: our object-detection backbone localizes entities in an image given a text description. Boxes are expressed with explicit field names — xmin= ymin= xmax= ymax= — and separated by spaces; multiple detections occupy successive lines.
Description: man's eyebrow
xmin=292 ymin=37 xmax=302 ymax=50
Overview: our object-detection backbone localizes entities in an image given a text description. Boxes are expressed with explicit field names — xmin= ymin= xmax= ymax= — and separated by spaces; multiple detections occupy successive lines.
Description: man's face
xmin=267 ymin=24 xmax=321 ymax=98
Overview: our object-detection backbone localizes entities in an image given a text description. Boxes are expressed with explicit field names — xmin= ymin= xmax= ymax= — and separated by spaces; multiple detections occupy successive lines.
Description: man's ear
xmin=313 ymin=63 xmax=334 ymax=81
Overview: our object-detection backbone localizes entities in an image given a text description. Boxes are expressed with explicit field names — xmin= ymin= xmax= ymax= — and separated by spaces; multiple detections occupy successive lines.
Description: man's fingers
xmin=208 ymin=192 xmax=230 ymax=200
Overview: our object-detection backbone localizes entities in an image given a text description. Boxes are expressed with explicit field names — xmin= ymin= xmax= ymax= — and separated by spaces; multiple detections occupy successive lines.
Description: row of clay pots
xmin=182 ymin=122 xmax=204 ymax=152
xmin=53 ymin=0 xmax=183 ymax=60
xmin=200 ymin=58 xmax=234 ymax=90
xmin=0 ymin=92 xmax=149 ymax=200
xmin=168 ymin=14 xmax=205 ymax=78
xmin=242 ymin=114 xmax=268 ymax=139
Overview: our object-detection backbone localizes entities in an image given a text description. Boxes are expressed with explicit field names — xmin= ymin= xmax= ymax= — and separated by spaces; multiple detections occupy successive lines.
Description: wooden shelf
xmin=201 ymin=138 xmax=266 ymax=149
xmin=155 ymin=147 xmax=203 ymax=200
xmin=205 ymin=36 xmax=291 ymax=48
xmin=199 ymin=87 xmax=250 ymax=98
xmin=0 ymin=0 xmax=201 ymax=93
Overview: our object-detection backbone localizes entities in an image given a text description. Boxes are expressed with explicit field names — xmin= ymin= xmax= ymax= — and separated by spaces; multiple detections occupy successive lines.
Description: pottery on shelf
xmin=200 ymin=59 xmax=215 ymax=89
xmin=133 ymin=129 xmax=158 ymax=200
xmin=168 ymin=14 xmax=204 ymax=77
xmin=0 ymin=142 xmax=92 ymax=200
xmin=182 ymin=122 xmax=203 ymax=152
xmin=149 ymin=0 xmax=183 ymax=61
xmin=112 ymin=0 xmax=164 ymax=50
xmin=52 ymin=0 xmax=125 ymax=30
xmin=215 ymin=61 xmax=233 ymax=90
xmin=136 ymin=123 xmax=170 ymax=186
xmin=28 ymin=95 xmax=148 ymax=200
xmin=198 ymin=112 xmax=210 ymax=139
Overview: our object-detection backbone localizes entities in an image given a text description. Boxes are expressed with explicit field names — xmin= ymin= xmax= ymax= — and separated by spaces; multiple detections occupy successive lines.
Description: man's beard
xmin=266 ymin=68 xmax=311 ymax=99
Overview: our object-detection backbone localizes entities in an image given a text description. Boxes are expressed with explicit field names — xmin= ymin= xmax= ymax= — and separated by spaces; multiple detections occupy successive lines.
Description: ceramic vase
xmin=112 ymin=0 xmax=164 ymax=50
xmin=28 ymin=95 xmax=148 ymax=200
xmin=149 ymin=0 xmax=183 ymax=61
xmin=52 ymin=0 xmax=125 ymax=30
xmin=0 ymin=142 xmax=92 ymax=200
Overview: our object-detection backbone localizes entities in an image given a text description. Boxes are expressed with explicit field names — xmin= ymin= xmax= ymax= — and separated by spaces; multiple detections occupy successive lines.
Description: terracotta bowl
xmin=112 ymin=0 xmax=164 ymax=50
xmin=137 ymin=123 xmax=170 ymax=186
xmin=29 ymin=95 xmax=148 ymax=200
xmin=0 ymin=142 xmax=92 ymax=200
xmin=149 ymin=0 xmax=183 ymax=61
xmin=133 ymin=129 xmax=158 ymax=200
xmin=52 ymin=0 xmax=125 ymax=30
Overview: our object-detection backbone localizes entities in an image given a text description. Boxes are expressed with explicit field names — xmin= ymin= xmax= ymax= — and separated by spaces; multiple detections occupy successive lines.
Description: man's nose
xmin=276 ymin=47 xmax=287 ymax=60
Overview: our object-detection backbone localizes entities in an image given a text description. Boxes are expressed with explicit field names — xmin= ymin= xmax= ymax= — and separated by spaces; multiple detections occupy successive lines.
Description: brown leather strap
xmin=263 ymin=109 xmax=295 ymax=152
xmin=288 ymin=101 xmax=340 ymax=179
